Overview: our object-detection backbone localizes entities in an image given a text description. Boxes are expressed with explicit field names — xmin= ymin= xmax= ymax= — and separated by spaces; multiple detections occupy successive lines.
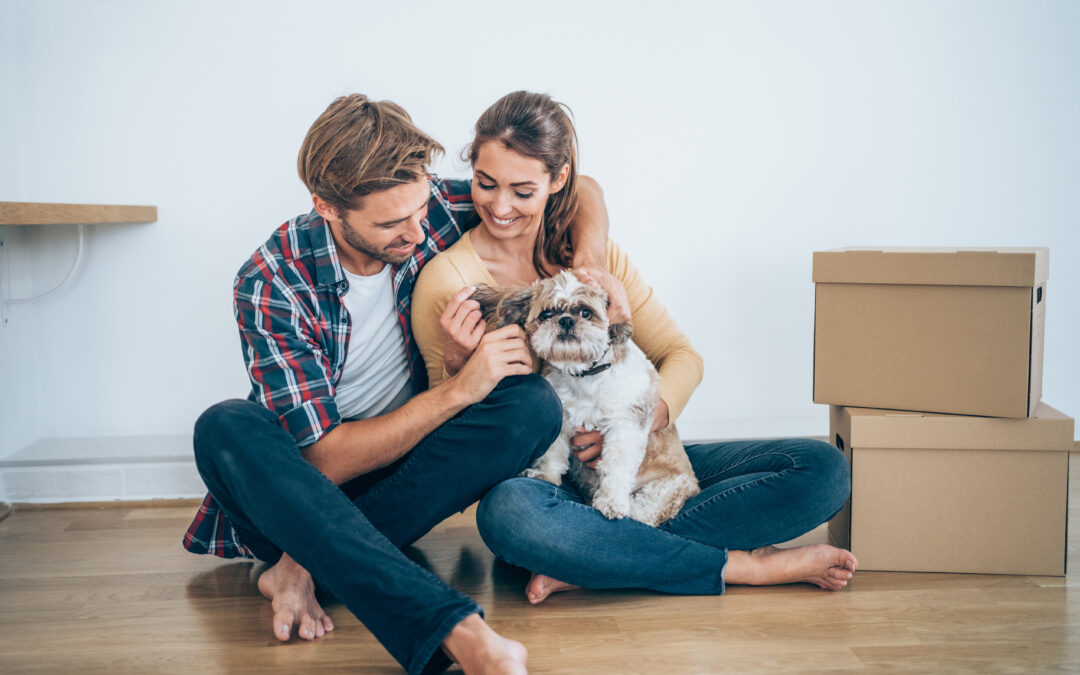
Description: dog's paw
xmin=592 ymin=496 xmax=630 ymax=520
xmin=521 ymin=468 xmax=562 ymax=484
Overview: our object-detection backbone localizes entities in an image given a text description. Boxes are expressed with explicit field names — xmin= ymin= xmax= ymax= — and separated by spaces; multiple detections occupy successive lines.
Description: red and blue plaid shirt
xmin=183 ymin=176 xmax=475 ymax=558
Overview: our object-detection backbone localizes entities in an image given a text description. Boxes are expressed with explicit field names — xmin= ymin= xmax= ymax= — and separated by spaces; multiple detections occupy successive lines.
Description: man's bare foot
xmin=525 ymin=573 xmax=580 ymax=605
xmin=442 ymin=613 xmax=527 ymax=675
xmin=257 ymin=552 xmax=335 ymax=641
xmin=724 ymin=544 xmax=858 ymax=591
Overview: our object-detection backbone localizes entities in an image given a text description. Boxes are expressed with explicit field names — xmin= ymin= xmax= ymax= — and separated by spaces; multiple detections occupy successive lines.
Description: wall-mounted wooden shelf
xmin=0 ymin=202 xmax=157 ymax=226
xmin=0 ymin=202 xmax=158 ymax=321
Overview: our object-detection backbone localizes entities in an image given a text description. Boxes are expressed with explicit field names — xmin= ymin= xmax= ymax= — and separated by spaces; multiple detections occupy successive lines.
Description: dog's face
xmin=474 ymin=270 xmax=632 ymax=368
xmin=526 ymin=271 xmax=612 ymax=366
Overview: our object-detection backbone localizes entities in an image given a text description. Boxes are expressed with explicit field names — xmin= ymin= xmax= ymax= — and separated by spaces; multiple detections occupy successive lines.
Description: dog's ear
xmin=470 ymin=284 xmax=503 ymax=323
xmin=608 ymin=321 xmax=633 ymax=344
xmin=471 ymin=284 xmax=533 ymax=328
xmin=495 ymin=287 xmax=534 ymax=327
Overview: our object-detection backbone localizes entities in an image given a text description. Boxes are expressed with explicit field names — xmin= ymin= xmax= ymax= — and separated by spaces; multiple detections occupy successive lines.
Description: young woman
xmin=412 ymin=91 xmax=856 ymax=604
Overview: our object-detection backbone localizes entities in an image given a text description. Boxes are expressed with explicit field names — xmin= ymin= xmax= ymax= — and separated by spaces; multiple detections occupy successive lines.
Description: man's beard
xmin=339 ymin=219 xmax=416 ymax=265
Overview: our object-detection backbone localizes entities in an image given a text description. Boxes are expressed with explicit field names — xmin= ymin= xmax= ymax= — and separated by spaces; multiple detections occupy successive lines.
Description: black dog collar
xmin=568 ymin=345 xmax=613 ymax=378
xmin=570 ymin=362 xmax=613 ymax=377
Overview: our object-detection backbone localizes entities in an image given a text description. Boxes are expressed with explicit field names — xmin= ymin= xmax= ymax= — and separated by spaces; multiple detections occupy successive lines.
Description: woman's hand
xmin=650 ymin=399 xmax=670 ymax=432
xmin=574 ymin=267 xmax=631 ymax=325
xmin=571 ymin=428 xmax=605 ymax=469
xmin=440 ymin=286 xmax=486 ymax=376
xmin=571 ymin=399 xmax=671 ymax=469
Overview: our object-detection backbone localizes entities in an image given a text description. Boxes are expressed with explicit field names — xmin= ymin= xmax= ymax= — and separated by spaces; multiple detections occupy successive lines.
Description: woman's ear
xmin=550 ymin=163 xmax=570 ymax=193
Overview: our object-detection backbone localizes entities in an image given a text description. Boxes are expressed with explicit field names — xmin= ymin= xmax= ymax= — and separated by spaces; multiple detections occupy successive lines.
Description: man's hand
xmin=448 ymin=324 xmax=533 ymax=405
xmin=574 ymin=267 xmax=631 ymax=325
xmin=440 ymin=286 xmax=486 ymax=376
xmin=571 ymin=399 xmax=670 ymax=469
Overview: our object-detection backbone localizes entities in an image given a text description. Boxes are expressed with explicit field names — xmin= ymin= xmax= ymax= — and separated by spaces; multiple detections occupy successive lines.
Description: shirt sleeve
xmin=411 ymin=254 xmax=469 ymax=388
xmin=608 ymin=240 xmax=704 ymax=423
xmin=430 ymin=176 xmax=477 ymax=238
xmin=233 ymin=273 xmax=341 ymax=448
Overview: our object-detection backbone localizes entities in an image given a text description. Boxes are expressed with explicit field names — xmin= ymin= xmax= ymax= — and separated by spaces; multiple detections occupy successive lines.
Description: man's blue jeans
xmin=192 ymin=375 xmax=561 ymax=675
xmin=476 ymin=438 xmax=850 ymax=594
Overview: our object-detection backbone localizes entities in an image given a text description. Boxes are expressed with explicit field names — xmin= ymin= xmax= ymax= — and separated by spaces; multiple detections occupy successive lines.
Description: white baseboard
xmin=0 ymin=428 xmax=839 ymax=504
xmin=0 ymin=435 xmax=205 ymax=503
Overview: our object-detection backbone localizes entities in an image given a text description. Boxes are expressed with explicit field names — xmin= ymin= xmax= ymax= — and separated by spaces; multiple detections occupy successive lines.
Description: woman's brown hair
xmin=298 ymin=94 xmax=443 ymax=216
xmin=467 ymin=91 xmax=579 ymax=278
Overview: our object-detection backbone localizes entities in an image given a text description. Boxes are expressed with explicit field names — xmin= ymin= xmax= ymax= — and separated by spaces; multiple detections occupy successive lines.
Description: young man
xmin=184 ymin=94 xmax=613 ymax=675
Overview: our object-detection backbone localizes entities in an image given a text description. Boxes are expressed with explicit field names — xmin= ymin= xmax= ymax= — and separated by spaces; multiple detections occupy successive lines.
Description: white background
xmin=2 ymin=0 xmax=1077 ymax=462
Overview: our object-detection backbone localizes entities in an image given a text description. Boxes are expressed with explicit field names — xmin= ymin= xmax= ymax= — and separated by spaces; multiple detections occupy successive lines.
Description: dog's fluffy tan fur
xmin=473 ymin=271 xmax=699 ymax=526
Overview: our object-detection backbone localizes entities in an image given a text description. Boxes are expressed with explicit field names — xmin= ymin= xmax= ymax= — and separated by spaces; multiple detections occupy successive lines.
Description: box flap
xmin=813 ymin=247 xmax=1049 ymax=287
xmin=841 ymin=402 xmax=1074 ymax=450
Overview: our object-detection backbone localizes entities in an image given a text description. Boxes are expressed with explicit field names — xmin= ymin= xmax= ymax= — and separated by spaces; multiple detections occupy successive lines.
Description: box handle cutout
xmin=1037 ymin=286 xmax=1043 ymax=303
xmin=835 ymin=434 xmax=845 ymax=452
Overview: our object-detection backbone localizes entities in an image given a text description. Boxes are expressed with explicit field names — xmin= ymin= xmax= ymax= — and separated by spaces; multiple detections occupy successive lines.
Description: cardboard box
xmin=814 ymin=247 xmax=1048 ymax=417
xmin=827 ymin=403 xmax=1074 ymax=576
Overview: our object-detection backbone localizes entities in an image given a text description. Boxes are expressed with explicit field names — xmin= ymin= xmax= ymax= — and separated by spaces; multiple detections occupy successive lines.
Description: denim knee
xmin=800 ymin=438 xmax=850 ymax=519
xmin=193 ymin=399 xmax=275 ymax=475
xmin=487 ymin=375 xmax=563 ymax=463
xmin=476 ymin=478 xmax=550 ymax=561
xmin=502 ymin=375 xmax=561 ymax=433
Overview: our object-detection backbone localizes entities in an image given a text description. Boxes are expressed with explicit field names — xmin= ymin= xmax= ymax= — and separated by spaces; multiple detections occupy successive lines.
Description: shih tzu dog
xmin=473 ymin=271 xmax=699 ymax=526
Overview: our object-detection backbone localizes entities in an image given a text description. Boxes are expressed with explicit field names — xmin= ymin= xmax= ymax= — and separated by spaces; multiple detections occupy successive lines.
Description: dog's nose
xmin=559 ymin=316 xmax=575 ymax=331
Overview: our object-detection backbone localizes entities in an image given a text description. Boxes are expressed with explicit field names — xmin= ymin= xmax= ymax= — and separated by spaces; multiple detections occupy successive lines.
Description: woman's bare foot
xmin=724 ymin=544 xmax=858 ymax=591
xmin=257 ymin=552 xmax=335 ymax=641
xmin=524 ymin=573 xmax=579 ymax=605
xmin=442 ymin=613 xmax=527 ymax=675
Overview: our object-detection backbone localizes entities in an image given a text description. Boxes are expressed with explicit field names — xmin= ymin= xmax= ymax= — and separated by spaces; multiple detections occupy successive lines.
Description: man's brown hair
xmin=298 ymin=94 xmax=444 ymax=214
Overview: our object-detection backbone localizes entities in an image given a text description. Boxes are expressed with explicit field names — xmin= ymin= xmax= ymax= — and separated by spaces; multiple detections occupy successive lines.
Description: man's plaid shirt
xmin=183 ymin=176 xmax=475 ymax=558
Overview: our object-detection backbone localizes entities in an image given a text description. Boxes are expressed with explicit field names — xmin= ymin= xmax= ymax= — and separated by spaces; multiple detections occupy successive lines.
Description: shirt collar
xmin=304 ymin=209 xmax=348 ymax=290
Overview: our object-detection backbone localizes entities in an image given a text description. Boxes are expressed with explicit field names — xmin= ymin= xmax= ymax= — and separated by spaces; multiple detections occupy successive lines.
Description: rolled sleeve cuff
xmin=277 ymin=396 xmax=341 ymax=448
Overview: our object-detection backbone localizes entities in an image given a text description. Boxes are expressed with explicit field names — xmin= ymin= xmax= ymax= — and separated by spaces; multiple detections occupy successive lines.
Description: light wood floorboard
xmin=2 ymin=454 xmax=1079 ymax=673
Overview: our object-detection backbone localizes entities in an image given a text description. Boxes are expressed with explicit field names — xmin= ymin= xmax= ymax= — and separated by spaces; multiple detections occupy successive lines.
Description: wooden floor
xmin=3 ymin=457 xmax=1080 ymax=673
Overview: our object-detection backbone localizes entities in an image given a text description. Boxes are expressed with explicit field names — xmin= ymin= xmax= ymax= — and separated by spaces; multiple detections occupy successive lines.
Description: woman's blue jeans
xmin=192 ymin=375 xmax=561 ymax=675
xmin=476 ymin=438 xmax=850 ymax=594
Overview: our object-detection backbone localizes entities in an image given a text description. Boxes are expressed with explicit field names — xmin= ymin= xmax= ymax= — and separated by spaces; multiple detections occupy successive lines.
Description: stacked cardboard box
xmin=812 ymin=247 xmax=1075 ymax=575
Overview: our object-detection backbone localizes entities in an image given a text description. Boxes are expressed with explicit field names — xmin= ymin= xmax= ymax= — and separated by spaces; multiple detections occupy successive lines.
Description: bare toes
xmin=299 ymin=614 xmax=316 ymax=640
xmin=323 ymin=615 xmax=335 ymax=632
xmin=274 ymin=610 xmax=294 ymax=642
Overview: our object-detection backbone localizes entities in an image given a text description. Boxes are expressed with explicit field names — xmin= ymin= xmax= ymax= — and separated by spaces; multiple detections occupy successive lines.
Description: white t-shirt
xmin=335 ymin=264 xmax=413 ymax=420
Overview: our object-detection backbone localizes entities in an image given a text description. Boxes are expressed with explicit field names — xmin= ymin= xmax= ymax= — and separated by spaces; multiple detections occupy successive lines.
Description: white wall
xmin=1 ymin=0 xmax=1077 ymax=459
xmin=0 ymin=0 xmax=40 ymax=464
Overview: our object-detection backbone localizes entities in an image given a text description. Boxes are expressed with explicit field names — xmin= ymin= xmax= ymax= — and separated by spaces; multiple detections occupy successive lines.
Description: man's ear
xmin=312 ymin=194 xmax=339 ymax=222
xmin=550 ymin=163 xmax=570 ymax=194
xmin=608 ymin=321 xmax=633 ymax=344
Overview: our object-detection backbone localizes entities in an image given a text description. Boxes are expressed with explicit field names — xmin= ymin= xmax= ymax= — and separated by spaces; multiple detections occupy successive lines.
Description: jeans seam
xmin=694 ymin=448 xmax=801 ymax=485
xmin=670 ymin=450 xmax=799 ymax=523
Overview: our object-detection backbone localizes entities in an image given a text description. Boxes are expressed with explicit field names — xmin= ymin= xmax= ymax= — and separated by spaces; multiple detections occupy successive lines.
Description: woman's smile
xmin=490 ymin=214 xmax=521 ymax=226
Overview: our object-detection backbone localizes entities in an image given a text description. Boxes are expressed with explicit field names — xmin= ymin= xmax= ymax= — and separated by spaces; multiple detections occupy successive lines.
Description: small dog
xmin=473 ymin=271 xmax=699 ymax=526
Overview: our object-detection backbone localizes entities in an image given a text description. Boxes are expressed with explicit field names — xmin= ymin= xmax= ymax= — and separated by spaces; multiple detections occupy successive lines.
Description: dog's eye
xmin=578 ymin=308 xmax=593 ymax=320
xmin=539 ymin=310 xmax=556 ymax=321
